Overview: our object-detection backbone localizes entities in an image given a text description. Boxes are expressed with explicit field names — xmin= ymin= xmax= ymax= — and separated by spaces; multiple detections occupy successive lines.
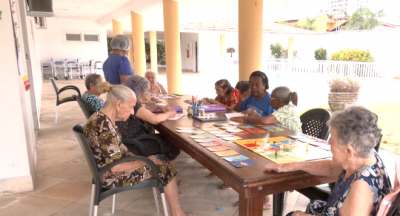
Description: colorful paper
xmin=214 ymin=150 xmax=239 ymax=157
xmin=194 ymin=138 xmax=215 ymax=143
xmin=230 ymin=159 xmax=256 ymax=168
xmin=206 ymin=145 xmax=231 ymax=152
xmin=222 ymin=136 xmax=243 ymax=141
xmin=223 ymin=155 xmax=249 ymax=162
xmin=199 ymin=142 xmax=222 ymax=147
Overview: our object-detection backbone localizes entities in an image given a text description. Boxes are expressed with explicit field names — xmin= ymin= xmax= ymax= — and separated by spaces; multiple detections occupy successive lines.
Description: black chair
xmin=73 ymin=124 xmax=169 ymax=216
xmin=73 ymin=96 xmax=96 ymax=120
xmin=50 ymin=78 xmax=81 ymax=124
xmin=273 ymin=108 xmax=332 ymax=216
xmin=235 ymin=81 xmax=250 ymax=94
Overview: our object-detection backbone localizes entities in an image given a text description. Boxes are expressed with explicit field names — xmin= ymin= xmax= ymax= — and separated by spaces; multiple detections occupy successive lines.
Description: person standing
xmin=103 ymin=35 xmax=134 ymax=85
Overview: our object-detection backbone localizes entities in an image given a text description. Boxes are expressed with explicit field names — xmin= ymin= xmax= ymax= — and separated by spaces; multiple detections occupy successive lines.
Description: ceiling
xmin=52 ymin=0 xmax=321 ymax=34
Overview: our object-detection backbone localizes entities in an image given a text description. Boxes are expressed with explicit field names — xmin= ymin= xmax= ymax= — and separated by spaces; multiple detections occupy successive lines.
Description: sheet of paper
xmin=199 ymin=142 xmax=222 ymax=147
xmin=214 ymin=150 xmax=239 ymax=157
xmin=222 ymin=136 xmax=243 ymax=141
xmin=223 ymin=155 xmax=249 ymax=162
xmin=194 ymin=138 xmax=215 ymax=143
xmin=206 ymin=145 xmax=231 ymax=152
xmin=225 ymin=113 xmax=245 ymax=119
xmin=168 ymin=114 xmax=185 ymax=120
xmin=215 ymin=133 xmax=234 ymax=137
xmin=230 ymin=159 xmax=257 ymax=168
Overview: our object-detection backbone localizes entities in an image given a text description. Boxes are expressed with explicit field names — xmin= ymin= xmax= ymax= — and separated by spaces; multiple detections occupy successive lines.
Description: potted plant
xmin=314 ymin=48 xmax=327 ymax=60
xmin=328 ymin=76 xmax=361 ymax=112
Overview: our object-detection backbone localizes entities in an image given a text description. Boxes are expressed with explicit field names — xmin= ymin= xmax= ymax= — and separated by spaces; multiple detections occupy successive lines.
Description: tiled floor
xmin=1 ymin=75 xmax=398 ymax=216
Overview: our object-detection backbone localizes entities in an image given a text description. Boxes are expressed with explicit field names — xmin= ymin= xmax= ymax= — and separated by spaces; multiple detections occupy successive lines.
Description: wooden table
xmin=151 ymin=96 xmax=335 ymax=216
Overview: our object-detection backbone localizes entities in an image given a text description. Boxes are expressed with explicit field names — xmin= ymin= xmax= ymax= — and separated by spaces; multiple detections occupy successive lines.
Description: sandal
xmin=177 ymin=179 xmax=188 ymax=187
xmin=263 ymin=203 xmax=272 ymax=210
xmin=221 ymin=182 xmax=231 ymax=190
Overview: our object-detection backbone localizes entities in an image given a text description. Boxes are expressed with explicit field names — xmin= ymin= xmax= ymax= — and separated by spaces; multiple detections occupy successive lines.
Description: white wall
xmin=180 ymin=32 xmax=199 ymax=71
xmin=0 ymin=0 xmax=36 ymax=193
xmin=35 ymin=18 xmax=109 ymax=65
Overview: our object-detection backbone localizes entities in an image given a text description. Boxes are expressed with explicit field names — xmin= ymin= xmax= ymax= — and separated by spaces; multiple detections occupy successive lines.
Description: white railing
xmin=263 ymin=59 xmax=393 ymax=79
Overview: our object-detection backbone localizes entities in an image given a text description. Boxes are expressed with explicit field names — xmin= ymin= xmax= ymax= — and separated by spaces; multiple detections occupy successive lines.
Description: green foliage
xmin=329 ymin=76 xmax=361 ymax=93
xmin=330 ymin=49 xmax=374 ymax=62
xmin=144 ymin=39 xmax=166 ymax=63
xmin=341 ymin=7 xmax=385 ymax=31
xmin=314 ymin=48 xmax=327 ymax=60
xmin=270 ymin=42 xmax=283 ymax=59
xmin=277 ymin=21 xmax=287 ymax=24
xmin=282 ymin=49 xmax=297 ymax=59
xmin=107 ymin=37 xmax=112 ymax=56
xmin=292 ymin=17 xmax=315 ymax=31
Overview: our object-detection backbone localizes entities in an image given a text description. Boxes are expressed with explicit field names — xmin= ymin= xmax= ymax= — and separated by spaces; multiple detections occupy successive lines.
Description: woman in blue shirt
xmin=103 ymin=35 xmax=134 ymax=85
xmin=233 ymin=71 xmax=275 ymax=117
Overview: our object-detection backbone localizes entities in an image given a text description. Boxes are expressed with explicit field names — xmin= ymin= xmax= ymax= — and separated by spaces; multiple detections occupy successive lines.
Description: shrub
xmin=329 ymin=76 xmax=361 ymax=93
xmin=282 ymin=49 xmax=297 ymax=59
xmin=330 ymin=49 xmax=374 ymax=62
xmin=314 ymin=48 xmax=327 ymax=60
xmin=270 ymin=42 xmax=283 ymax=59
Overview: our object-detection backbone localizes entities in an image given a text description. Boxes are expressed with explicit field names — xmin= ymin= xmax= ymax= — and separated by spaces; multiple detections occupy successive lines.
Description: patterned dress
xmin=216 ymin=88 xmax=241 ymax=107
xmin=272 ymin=104 xmax=302 ymax=132
xmin=116 ymin=103 xmax=181 ymax=161
xmin=287 ymin=151 xmax=392 ymax=216
xmin=82 ymin=92 xmax=105 ymax=112
xmin=84 ymin=112 xmax=177 ymax=188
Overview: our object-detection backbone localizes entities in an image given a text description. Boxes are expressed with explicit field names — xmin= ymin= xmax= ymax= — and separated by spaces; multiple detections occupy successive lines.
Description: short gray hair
xmin=123 ymin=75 xmax=150 ymax=96
xmin=327 ymin=106 xmax=381 ymax=158
xmin=98 ymin=82 xmax=136 ymax=103
xmin=84 ymin=74 xmax=101 ymax=90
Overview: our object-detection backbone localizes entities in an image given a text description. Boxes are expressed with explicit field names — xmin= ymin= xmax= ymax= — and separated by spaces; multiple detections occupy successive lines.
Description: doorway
xmin=191 ymin=41 xmax=198 ymax=72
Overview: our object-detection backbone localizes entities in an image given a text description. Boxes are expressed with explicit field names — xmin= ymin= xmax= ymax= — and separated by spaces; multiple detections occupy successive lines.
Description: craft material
xmin=167 ymin=114 xmax=185 ymax=120
xmin=199 ymin=142 xmax=222 ymax=147
xmin=214 ymin=150 xmax=239 ymax=157
xmin=230 ymin=159 xmax=257 ymax=168
xmin=192 ymin=115 xmax=226 ymax=122
xmin=194 ymin=138 xmax=215 ymax=143
xmin=223 ymin=155 xmax=249 ymax=162
xmin=222 ymin=136 xmax=243 ymax=141
xmin=206 ymin=145 xmax=231 ymax=152
xmin=216 ymin=207 xmax=223 ymax=211
xmin=225 ymin=112 xmax=245 ymax=119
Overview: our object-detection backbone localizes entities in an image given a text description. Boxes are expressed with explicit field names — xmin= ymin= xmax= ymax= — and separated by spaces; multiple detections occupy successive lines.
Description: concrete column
xmin=288 ymin=37 xmax=294 ymax=59
xmin=238 ymin=0 xmax=263 ymax=81
xmin=220 ymin=34 xmax=226 ymax=58
xmin=149 ymin=31 xmax=158 ymax=72
xmin=163 ymin=0 xmax=182 ymax=94
xmin=131 ymin=11 xmax=146 ymax=77
xmin=127 ymin=35 xmax=135 ymax=70
xmin=112 ymin=19 xmax=123 ymax=36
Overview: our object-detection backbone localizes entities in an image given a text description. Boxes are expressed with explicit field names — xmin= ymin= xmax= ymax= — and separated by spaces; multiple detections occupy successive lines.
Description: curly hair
xmin=327 ymin=106 xmax=381 ymax=158
xmin=123 ymin=75 xmax=150 ymax=97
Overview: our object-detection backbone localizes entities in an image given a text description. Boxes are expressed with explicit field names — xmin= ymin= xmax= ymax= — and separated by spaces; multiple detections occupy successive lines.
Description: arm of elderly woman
xmin=136 ymin=106 xmax=176 ymax=125
xmin=339 ymin=180 xmax=374 ymax=216
xmin=264 ymin=160 xmax=342 ymax=177
xmin=110 ymin=155 xmax=164 ymax=173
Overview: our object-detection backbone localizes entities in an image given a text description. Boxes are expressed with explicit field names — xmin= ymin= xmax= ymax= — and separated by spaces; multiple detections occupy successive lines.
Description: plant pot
xmin=328 ymin=92 xmax=359 ymax=112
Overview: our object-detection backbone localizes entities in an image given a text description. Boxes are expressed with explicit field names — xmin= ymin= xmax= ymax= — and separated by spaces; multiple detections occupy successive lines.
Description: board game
xmin=192 ymin=115 xmax=226 ymax=122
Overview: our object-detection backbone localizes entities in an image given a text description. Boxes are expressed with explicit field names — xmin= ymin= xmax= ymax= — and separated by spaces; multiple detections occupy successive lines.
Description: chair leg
xmin=111 ymin=194 xmax=116 ymax=214
xmin=160 ymin=193 xmax=169 ymax=216
xmin=93 ymin=205 xmax=98 ymax=216
xmin=273 ymin=193 xmax=285 ymax=216
xmin=55 ymin=106 xmax=58 ymax=124
xmin=153 ymin=187 xmax=160 ymax=213
xmin=89 ymin=184 xmax=95 ymax=216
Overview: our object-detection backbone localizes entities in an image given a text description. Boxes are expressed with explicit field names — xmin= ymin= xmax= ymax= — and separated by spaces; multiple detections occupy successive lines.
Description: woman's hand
xmin=207 ymin=99 xmax=218 ymax=104
xmin=264 ymin=163 xmax=297 ymax=173
xmin=240 ymin=90 xmax=251 ymax=102
xmin=230 ymin=117 xmax=244 ymax=122
xmin=158 ymin=105 xmax=170 ymax=113
xmin=241 ymin=110 xmax=260 ymax=117
xmin=148 ymin=155 xmax=164 ymax=166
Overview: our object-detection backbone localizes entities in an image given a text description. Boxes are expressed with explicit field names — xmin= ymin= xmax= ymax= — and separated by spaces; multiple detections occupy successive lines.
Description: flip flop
xmin=221 ymin=182 xmax=231 ymax=190
xmin=263 ymin=203 xmax=272 ymax=210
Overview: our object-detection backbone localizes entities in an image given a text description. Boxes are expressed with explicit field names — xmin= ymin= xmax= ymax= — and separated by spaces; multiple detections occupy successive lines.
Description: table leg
xmin=273 ymin=193 xmax=285 ymax=216
xmin=239 ymin=195 xmax=263 ymax=216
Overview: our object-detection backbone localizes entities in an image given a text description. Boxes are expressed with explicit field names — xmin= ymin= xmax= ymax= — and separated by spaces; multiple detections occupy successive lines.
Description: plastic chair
xmin=73 ymin=96 xmax=95 ymax=120
xmin=73 ymin=124 xmax=169 ymax=216
xmin=50 ymin=78 xmax=81 ymax=124
xmin=387 ymin=194 xmax=400 ymax=216
xmin=235 ymin=81 xmax=250 ymax=94
xmin=300 ymin=108 xmax=332 ymax=141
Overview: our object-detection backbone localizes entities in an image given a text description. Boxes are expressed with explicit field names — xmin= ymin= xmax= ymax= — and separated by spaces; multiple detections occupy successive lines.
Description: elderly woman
xmin=103 ymin=35 xmax=134 ymax=85
xmin=83 ymin=83 xmax=194 ymax=216
xmin=203 ymin=79 xmax=241 ymax=111
xmin=265 ymin=106 xmax=392 ymax=216
xmin=82 ymin=74 xmax=105 ymax=111
xmin=231 ymin=86 xmax=301 ymax=132
xmin=145 ymin=69 xmax=167 ymax=95
xmin=233 ymin=71 xmax=275 ymax=116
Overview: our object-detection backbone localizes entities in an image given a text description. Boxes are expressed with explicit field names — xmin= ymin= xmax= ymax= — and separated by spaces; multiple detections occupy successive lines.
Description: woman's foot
xmin=221 ymin=182 xmax=231 ymax=190
xmin=177 ymin=179 xmax=188 ymax=187
xmin=263 ymin=195 xmax=271 ymax=210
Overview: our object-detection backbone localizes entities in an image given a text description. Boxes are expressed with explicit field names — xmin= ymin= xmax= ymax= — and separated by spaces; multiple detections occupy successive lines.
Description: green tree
xmin=341 ymin=7 xmax=385 ymax=31
xmin=314 ymin=48 xmax=327 ymax=60
xmin=144 ymin=39 xmax=166 ymax=63
xmin=270 ymin=42 xmax=283 ymax=59
xmin=303 ymin=17 xmax=316 ymax=30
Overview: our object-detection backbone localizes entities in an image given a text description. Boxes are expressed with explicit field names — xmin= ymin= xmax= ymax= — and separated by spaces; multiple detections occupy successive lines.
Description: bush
xmin=270 ymin=42 xmax=283 ymax=59
xmin=330 ymin=49 xmax=374 ymax=62
xmin=282 ymin=49 xmax=297 ymax=59
xmin=329 ymin=76 xmax=361 ymax=93
xmin=314 ymin=48 xmax=327 ymax=60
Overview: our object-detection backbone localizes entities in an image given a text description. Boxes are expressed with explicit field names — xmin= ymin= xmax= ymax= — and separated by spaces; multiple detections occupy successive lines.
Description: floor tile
xmin=34 ymin=179 xmax=92 ymax=202
xmin=195 ymin=178 xmax=239 ymax=203
xmin=174 ymin=157 xmax=195 ymax=172
xmin=0 ymin=193 xmax=29 ymax=209
xmin=175 ymin=176 xmax=210 ymax=197
xmin=0 ymin=196 xmax=71 ymax=216
xmin=182 ymin=198 xmax=237 ymax=216
xmin=77 ymin=188 xmax=151 ymax=210
xmin=50 ymin=203 xmax=145 ymax=216
xmin=38 ymin=157 xmax=89 ymax=178
xmin=22 ymin=175 xmax=67 ymax=196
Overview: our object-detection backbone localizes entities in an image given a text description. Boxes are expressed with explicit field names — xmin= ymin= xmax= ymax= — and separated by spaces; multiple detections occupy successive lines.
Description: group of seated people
xmin=81 ymin=36 xmax=392 ymax=216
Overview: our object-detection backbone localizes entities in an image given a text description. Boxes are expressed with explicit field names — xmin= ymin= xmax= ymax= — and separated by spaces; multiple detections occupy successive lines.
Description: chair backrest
xmin=72 ymin=124 xmax=99 ymax=183
xmin=50 ymin=78 xmax=58 ymax=93
xmin=73 ymin=96 xmax=96 ymax=120
xmin=235 ymin=81 xmax=250 ymax=94
xmin=300 ymin=108 xmax=331 ymax=141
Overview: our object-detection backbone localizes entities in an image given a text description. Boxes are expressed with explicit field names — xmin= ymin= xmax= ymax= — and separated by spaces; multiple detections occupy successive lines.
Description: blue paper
xmin=280 ymin=140 xmax=295 ymax=144
xmin=223 ymin=155 xmax=249 ymax=162
xmin=270 ymin=144 xmax=281 ymax=148
xmin=237 ymin=125 xmax=254 ymax=129
xmin=261 ymin=126 xmax=277 ymax=130
xmin=230 ymin=159 xmax=257 ymax=168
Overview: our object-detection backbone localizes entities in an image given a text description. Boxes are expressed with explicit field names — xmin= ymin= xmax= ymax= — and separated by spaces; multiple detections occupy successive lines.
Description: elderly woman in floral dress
xmin=265 ymin=106 xmax=392 ymax=216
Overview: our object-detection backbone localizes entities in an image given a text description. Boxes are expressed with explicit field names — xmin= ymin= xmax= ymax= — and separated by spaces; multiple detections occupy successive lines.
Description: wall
xmin=0 ymin=0 xmax=36 ymax=193
xmin=198 ymin=32 xmax=222 ymax=76
xmin=180 ymin=32 xmax=199 ymax=71
xmin=35 ymin=18 xmax=109 ymax=65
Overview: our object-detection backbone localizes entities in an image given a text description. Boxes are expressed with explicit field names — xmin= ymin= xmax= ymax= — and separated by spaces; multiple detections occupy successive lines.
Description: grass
xmin=300 ymin=102 xmax=400 ymax=155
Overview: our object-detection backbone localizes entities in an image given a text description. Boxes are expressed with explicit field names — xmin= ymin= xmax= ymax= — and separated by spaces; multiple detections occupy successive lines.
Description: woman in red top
xmin=204 ymin=79 xmax=241 ymax=111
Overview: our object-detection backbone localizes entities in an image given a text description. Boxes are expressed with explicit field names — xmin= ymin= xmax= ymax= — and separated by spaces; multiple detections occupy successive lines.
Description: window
xmin=63 ymin=32 xmax=101 ymax=43
xmin=83 ymin=34 xmax=100 ymax=42
xmin=65 ymin=33 xmax=82 ymax=41
xmin=34 ymin=17 xmax=47 ymax=29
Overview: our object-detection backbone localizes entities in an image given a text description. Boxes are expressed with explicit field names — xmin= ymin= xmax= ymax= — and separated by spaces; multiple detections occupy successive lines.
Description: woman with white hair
xmin=145 ymin=69 xmax=167 ymax=94
xmin=265 ymin=106 xmax=392 ymax=216
xmin=83 ymin=83 xmax=194 ymax=216
xmin=103 ymin=35 xmax=134 ymax=85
